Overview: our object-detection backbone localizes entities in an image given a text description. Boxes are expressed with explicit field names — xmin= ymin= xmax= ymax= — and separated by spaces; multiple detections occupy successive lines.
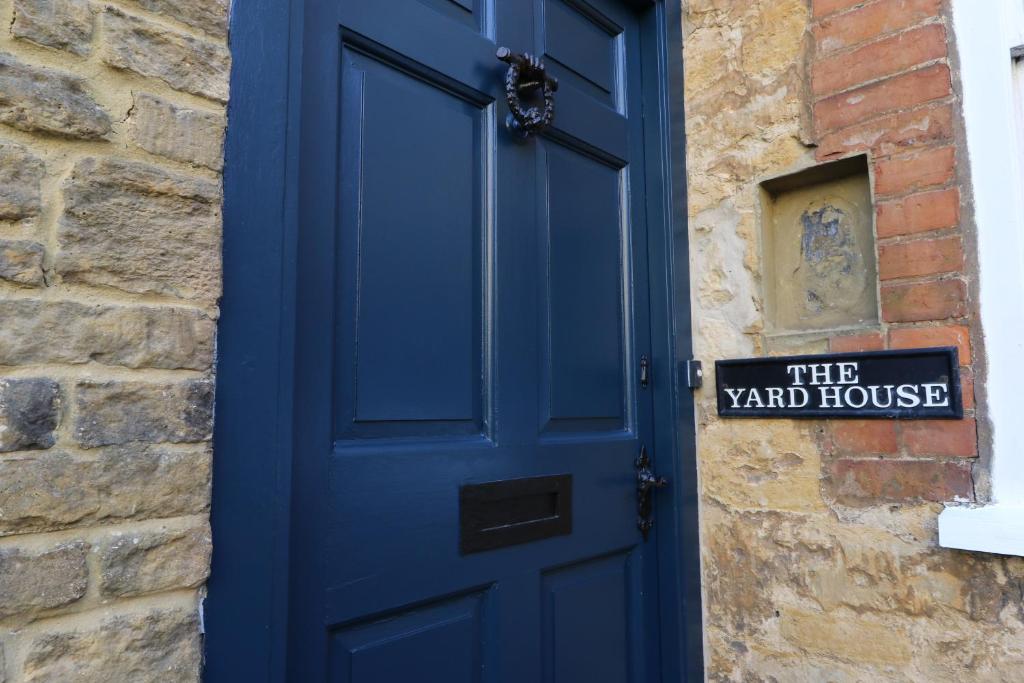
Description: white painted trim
xmin=939 ymin=505 xmax=1024 ymax=556
xmin=940 ymin=0 xmax=1024 ymax=555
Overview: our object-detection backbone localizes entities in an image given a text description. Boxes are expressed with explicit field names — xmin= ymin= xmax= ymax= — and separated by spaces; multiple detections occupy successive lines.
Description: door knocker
xmin=496 ymin=47 xmax=558 ymax=138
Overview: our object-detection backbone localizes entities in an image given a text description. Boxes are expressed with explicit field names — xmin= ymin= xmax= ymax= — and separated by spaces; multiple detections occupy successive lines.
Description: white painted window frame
xmin=938 ymin=0 xmax=1024 ymax=556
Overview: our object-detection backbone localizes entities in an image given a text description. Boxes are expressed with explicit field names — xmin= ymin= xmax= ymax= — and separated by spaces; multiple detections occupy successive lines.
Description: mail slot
xmin=459 ymin=474 xmax=572 ymax=554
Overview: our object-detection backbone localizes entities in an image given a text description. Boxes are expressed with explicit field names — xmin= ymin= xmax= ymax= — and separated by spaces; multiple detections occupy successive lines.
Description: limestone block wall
xmin=685 ymin=0 xmax=1024 ymax=679
xmin=0 ymin=0 xmax=227 ymax=680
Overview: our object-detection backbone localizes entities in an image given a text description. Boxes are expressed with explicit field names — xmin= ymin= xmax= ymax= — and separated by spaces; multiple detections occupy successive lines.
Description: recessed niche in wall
xmin=761 ymin=155 xmax=878 ymax=333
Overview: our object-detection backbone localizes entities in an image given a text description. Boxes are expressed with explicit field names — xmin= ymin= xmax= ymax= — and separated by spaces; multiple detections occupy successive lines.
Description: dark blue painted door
xmin=289 ymin=1 xmax=666 ymax=680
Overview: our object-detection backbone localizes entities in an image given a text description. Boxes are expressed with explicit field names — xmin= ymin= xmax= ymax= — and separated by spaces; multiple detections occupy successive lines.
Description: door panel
xmin=329 ymin=590 xmax=490 ymax=683
xmin=336 ymin=42 xmax=488 ymax=436
xmin=542 ymin=0 xmax=621 ymax=108
xmin=542 ymin=142 xmax=627 ymax=432
xmin=542 ymin=553 xmax=633 ymax=683
xmin=289 ymin=1 xmax=665 ymax=681
xmin=416 ymin=0 xmax=487 ymax=32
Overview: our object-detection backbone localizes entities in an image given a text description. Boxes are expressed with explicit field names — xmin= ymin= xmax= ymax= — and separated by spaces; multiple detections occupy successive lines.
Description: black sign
xmin=716 ymin=347 xmax=962 ymax=419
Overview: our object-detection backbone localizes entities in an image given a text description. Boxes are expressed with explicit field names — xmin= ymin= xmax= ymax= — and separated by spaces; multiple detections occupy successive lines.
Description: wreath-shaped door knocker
xmin=497 ymin=47 xmax=559 ymax=138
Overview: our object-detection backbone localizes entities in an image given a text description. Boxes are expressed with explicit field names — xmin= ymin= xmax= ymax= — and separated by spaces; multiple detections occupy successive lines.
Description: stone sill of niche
xmin=938 ymin=504 xmax=1024 ymax=557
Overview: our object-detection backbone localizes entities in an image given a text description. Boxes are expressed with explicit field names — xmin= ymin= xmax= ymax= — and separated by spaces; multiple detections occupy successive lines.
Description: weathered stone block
xmin=128 ymin=93 xmax=225 ymax=170
xmin=0 ymin=446 xmax=211 ymax=535
xmin=74 ymin=380 xmax=213 ymax=448
xmin=0 ymin=240 xmax=45 ymax=286
xmin=125 ymin=0 xmax=228 ymax=37
xmin=762 ymin=160 xmax=878 ymax=332
xmin=99 ymin=525 xmax=211 ymax=598
xmin=0 ymin=142 xmax=45 ymax=220
xmin=0 ymin=53 xmax=110 ymax=139
xmin=0 ymin=541 xmax=87 ymax=618
xmin=23 ymin=608 xmax=201 ymax=682
xmin=0 ymin=300 xmax=214 ymax=369
xmin=0 ymin=379 xmax=60 ymax=452
xmin=57 ymin=157 xmax=220 ymax=301
xmin=780 ymin=609 xmax=912 ymax=665
xmin=100 ymin=8 xmax=229 ymax=102
xmin=12 ymin=0 xmax=94 ymax=56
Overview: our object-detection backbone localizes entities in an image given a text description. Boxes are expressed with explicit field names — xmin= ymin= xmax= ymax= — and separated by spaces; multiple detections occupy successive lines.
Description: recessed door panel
xmin=329 ymin=591 xmax=489 ymax=683
xmin=542 ymin=553 xmax=633 ymax=683
xmin=416 ymin=0 xmax=487 ymax=33
xmin=336 ymin=43 xmax=489 ymax=439
xmin=543 ymin=0 xmax=622 ymax=108
xmin=542 ymin=141 xmax=627 ymax=434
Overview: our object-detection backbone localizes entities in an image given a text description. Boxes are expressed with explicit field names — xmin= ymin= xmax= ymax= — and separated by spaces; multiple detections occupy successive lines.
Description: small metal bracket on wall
xmin=683 ymin=360 xmax=703 ymax=390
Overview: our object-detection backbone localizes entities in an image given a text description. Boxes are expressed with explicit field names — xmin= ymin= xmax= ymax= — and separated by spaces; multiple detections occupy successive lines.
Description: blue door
xmin=226 ymin=1 xmax=690 ymax=681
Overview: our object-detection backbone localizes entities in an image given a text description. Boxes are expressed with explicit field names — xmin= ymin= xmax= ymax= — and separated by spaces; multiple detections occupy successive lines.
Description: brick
xmin=0 ymin=240 xmax=45 ymax=287
xmin=0 ymin=379 xmax=60 ymax=453
xmin=878 ymin=236 xmax=963 ymax=280
xmin=0 ymin=541 xmax=88 ymax=618
xmin=99 ymin=525 xmax=211 ymax=598
xmin=881 ymin=279 xmax=966 ymax=322
xmin=23 ymin=608 xmax=201 ymax=682
xmin=902 ymin=418 xmax=977 ymax=457
xmin=876 ymin=187 xmax=959 ymax=237
xmin=830 ymin=458 xmax=973 ymax=503
xmin=74 ymin=379 xmax=213 ymax=448
xmin=0 ymin=142 xmax=45 ymax=220
xmin=128 ymin=94 xmax=225 ymax=170
xmin=813 ymin=24 xmax=947 ymax=97
xmin=874 ymin=146 xmax=955 ymax=196
xmin=831 ymin=420 xmax=898 ymax=454
xmin=100 ymin=8 xmax=229 ymax=102
xmin=816 ymin=103 xmax=954 ymax=160
xmin=961 ymin=371 xmax=975 ymax=409
xmin=12 ymin=0 xmax=94 ymax=56
xmin=0 ymin=300 xmax=214 ymax=370
xmin=57 ymin=157 xmax=221 ymax=302
xmin=0 ymin=52 xmax=110 ymax=139
xmin=830 ymin=331 xmax=885 ymax=352
xmin=889 ymin=324 xmax=971 ymax=361
xmin=814 ymin=0 xmax=943 ymax=54
xmin=813 ymin=0 xmax=868 ymax=19
xmin=815 ymin=64 xmax=951 ymax=133
xmin=0 ymin=446 xmax=211 ymax=535
xmin=125 ymin=0 xmax=228 ymax=37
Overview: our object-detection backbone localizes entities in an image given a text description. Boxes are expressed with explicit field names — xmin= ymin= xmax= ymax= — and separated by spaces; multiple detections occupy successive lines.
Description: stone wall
xmin=0 ymin=0 xmax=226 ymax=680
xmin=685 ymin=0 xmax=1024 ymax=679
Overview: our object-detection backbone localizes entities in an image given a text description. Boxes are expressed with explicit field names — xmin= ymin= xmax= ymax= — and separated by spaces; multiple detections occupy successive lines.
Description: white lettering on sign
xmin=721 ymin=361 xmax=952 ymax=411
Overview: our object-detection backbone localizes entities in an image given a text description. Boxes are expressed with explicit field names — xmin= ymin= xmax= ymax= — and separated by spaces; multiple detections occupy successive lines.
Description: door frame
xmin=205 ymin=1 xmax=702 ymax=680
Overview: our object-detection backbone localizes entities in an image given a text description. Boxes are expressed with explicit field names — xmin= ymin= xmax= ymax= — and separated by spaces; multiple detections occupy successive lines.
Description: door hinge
xmin=639 ymin=354 xmax=650 ymax=388
xmin=683 ymin=360 xmax=703 ymax=390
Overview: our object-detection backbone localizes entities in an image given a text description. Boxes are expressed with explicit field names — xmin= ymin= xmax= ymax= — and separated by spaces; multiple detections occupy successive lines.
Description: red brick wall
xmin=809 ymin=0 xmax=978 ymax=503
